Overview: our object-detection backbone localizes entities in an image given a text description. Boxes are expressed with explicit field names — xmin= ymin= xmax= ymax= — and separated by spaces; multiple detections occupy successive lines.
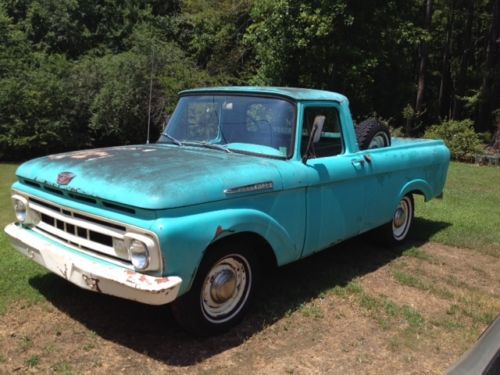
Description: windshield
xmin=158 ymin=95 xmax=296 ymax=158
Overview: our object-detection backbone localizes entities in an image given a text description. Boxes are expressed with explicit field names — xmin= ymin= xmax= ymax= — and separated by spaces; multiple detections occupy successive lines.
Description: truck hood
xmin=16 ymin=145 xmax=284 ymax=210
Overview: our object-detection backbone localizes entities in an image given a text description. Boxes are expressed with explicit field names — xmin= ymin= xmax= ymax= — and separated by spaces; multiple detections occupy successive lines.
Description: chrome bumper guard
xmin=5 ymin=223 xmax=182 ymax=305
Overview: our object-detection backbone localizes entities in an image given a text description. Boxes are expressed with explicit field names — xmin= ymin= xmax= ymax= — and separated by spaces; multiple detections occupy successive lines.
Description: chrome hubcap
xmin=392 ymin=197 xmax=412 ymax=240
xmin=201 ymin=254 xmax=251 ymax=323
xmin=210 ymin=269 xmax=237 ymax=303
xmin=393 ymin=207 xmax=407 ymax=228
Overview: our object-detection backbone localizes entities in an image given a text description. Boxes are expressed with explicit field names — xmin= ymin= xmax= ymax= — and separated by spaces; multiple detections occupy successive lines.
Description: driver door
xmin=301 ymin=103 xmax=370 ymax=257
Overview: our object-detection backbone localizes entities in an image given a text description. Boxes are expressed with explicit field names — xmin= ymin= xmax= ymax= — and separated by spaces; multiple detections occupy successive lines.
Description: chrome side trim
xmin=224 ymin=181 xmax=274 ymax=195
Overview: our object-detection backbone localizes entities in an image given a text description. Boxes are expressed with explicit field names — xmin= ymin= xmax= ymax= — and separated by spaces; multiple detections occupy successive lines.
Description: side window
xmin=301 ymin=107 xmax=343 ymax=158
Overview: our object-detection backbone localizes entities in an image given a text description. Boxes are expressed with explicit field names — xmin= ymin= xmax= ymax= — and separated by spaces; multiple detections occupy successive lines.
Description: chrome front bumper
xmin=5 ymin=223 xmax=182 ymax=305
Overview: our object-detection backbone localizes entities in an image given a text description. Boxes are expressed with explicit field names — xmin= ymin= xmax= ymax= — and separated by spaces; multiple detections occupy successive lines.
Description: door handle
xmin=351 ymin=159 xmax=365 ymax=167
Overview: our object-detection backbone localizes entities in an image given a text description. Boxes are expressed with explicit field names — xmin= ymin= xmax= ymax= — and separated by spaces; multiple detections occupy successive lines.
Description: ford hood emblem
xmin=57 ymin=172 xmax=76 ymax=185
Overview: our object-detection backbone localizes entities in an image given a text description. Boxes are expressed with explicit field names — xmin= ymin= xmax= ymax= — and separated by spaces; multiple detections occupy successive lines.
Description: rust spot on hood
xmin=49 ymin=149 xmax=112 ymax=162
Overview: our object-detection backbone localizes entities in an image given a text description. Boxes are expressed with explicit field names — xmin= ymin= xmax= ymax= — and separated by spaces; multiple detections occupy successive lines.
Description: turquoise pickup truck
xmin=5 ymin=87 xmax=450 ymax=335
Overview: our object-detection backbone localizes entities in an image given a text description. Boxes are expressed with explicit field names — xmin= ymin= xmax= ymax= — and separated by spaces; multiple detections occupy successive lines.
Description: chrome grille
xmin=28 ymin=198 xmax=130 ymax=263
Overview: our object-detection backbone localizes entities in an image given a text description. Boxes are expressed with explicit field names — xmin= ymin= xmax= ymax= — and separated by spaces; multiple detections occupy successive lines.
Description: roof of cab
xmin=179 ymin=86 xmax=348 ymax=102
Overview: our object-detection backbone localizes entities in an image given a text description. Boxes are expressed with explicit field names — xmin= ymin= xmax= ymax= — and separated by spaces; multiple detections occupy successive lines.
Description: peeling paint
xmin=213 ymin=225 xmax=235 ymax=240
xmin=215 ymin=225 xmax=224 ymax=238
xmin=49 ymin=149 xmax=112 ymax=161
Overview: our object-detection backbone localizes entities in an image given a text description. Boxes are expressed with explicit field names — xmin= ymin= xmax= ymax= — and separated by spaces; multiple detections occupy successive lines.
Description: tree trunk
xmin=492 ymin=125 xmax=500 ymax=150
xmin=415 ymin=0 xmax=433 ymax=133
xmin=452 ymin=0 xmax=474 ymax=120
xmin=439 ymin=0 xmax=455 ymax=120
xmin=477 ymin=0 xmax=500 ymax=133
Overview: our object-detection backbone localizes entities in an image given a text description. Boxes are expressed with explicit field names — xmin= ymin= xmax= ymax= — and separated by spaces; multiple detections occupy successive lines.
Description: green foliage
xmin=246 ymin=0 xmax=421 ymax=116
xmin=85 ymin=25 xmax=218 ymax=146
xmin=180 ymin=0 xmax=253 ymax=81
xmin=0 ymin=6 xmax=219 ymax=159
xmin=0 ymin=51 xmax=83 ymax=159
xmin=424 ymin=120 xmax=481 ymax=161
xmin=401 ymin=104 xmax=415 ymax=122
xmin=0 ymin=0 xmax=498 ymax=160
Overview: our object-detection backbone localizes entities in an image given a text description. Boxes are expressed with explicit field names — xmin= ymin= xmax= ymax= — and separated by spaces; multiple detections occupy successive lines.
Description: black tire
xmin=378 ymin=194 xmax=414 ymax=246
xmin=356 ymin=118 xmax=391 ymax=150
xmin=170 ymin=240 xmax=259 ymax=336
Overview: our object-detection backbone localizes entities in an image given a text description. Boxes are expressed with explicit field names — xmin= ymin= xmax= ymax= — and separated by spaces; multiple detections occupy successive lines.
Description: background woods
xmin=0 ymin=0 xmax=499 ymax=160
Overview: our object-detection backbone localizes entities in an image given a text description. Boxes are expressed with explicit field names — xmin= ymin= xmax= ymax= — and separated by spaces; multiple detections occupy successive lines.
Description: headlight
xmin=123 ymin=232 xmax=159 ymax=271
xmin=12 ymin=195 xmax=28 ymax=223
xmin=129 ymin=239 xmax=150 ymax=270
xmin=12 ymin=194 xmax=40 ymax=225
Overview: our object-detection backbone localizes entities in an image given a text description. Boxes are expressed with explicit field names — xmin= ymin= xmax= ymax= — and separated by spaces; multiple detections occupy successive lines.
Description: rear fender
xmin=399 ymin=179 xmax=433 ymax=202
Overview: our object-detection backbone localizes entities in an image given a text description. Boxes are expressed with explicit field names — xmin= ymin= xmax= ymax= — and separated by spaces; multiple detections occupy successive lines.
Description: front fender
xmin=152 ymin=208 xmax=298 ymax=295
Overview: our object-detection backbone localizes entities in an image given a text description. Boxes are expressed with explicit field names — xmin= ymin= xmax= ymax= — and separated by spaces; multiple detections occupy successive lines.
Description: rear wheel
xmin=391 ymin=195 xmax=414 ymax=242
xmin=373 ymin=194 xmax=414 ymax=246
xmin=383 ymin=194 xmax=414 ymax=245
xmin=171 ymin=240 xmax=259 ymax=336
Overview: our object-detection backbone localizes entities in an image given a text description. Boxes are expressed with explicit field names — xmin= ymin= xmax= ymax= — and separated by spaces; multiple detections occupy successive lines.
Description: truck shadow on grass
xmin=29 ymin=217 xmax=449 ymax=366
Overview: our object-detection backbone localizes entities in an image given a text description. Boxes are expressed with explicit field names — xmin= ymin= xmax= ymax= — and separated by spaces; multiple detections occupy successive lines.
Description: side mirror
xmin=311 ymin=115 xmax=325 ymax=143
xmin=302 ymin=115 xmax=325 ymax=163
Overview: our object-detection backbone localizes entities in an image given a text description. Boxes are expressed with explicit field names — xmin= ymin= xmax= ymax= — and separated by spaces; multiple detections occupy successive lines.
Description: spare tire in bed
xmin=355 ymin=118 xmax=391 ymax=150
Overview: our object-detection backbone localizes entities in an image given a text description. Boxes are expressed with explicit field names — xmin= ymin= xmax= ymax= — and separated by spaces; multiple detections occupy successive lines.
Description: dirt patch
xmin=0 ymin=241 xmax=498 ymax=374
xmin=424 ymin=243 xmax=500 ymax=295
xmin=360 ymin=266 xmax=451 ymax=317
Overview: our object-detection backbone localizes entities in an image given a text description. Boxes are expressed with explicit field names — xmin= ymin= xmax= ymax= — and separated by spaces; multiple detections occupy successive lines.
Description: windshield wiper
xmin=185 ymin=141 xmax=231 ymax=153
xmin=162 ymin=133 xmax=183 ymax=146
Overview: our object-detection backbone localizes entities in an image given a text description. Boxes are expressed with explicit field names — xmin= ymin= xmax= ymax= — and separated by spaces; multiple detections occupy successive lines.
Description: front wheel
xmin=171 ymin=241 xmax=259 ymax=336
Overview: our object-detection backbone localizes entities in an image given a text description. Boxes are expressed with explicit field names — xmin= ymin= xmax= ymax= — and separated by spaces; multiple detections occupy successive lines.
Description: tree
xmin=179 ymin=0 xmax=254 ymax=81
xmin=415 ymin=0 xmax=433 ymax=127
xmin=83 ymin=25 xmax=219 ymax=146
xmin=477 ymin=0 xmax=500 ymax=132
xmin=438 ymin=0 xmax=456 ymax=120
xmin=246 ymin=0 xmax=423 ymax=121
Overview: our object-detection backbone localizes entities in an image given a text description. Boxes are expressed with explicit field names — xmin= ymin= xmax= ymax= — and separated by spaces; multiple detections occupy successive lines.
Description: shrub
xmin=424 ymin=119 xmax=481 ymax=161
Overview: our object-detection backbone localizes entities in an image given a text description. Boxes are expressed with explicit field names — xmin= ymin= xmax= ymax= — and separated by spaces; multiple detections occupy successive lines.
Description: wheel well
xmin=407 ymin=190 xmax=425 ymax=200
xmin=208 ymin=232 xmax=278 ymax=271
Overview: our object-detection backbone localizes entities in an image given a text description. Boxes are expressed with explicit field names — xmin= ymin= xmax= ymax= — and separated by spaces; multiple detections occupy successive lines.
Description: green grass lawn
xmin=0 ymin=164 xmax=49 ymax=313
xmin=0 ymin=162 xmax=498 ymax=314
xmin=414 ymin=162 xmax=500 ymax=256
